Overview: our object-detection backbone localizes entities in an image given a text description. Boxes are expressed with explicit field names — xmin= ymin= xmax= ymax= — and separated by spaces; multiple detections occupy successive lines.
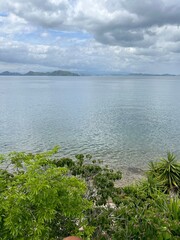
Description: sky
xmin=0 ymin=0 xmax=180 ymax=74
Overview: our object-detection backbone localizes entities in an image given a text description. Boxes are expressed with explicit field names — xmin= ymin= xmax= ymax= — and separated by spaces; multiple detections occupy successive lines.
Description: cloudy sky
xmin=0 ymin=0 xmax=180 ymax=74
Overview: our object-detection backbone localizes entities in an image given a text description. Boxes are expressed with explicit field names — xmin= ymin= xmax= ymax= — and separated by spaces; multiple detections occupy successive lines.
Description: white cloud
xmin=1 ymin=0 xmax=180 ymax=73
xmin=0 ymin=13 xmax=34 ymax=36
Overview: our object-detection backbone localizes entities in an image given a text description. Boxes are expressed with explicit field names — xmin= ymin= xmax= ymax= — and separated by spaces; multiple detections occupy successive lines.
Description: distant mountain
xmin=0 ymin=71 xmax=22 ymax=76
xmin=128 ymin=73 xmax=176 ymax=76
xmin=0 ymin=70 xmax=79 ymax=76
xmin=0 ymin=70 xmax=177 ymax=77
xmin=24 ymin=70 xmax=79 ymax=76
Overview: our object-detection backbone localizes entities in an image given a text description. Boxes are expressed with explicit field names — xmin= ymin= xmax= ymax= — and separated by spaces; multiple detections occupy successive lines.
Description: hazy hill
xmin=0 ymin=70 xmax=79 ymax=76
xmin=0 ymin=70 xmax=176 ymax=77
xmin=0 ymin=71 xmax=22 ymax=76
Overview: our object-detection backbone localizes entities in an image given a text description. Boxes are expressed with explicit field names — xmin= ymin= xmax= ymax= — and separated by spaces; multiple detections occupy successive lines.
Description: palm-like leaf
xmin=148 ymin=152 xmax=180 ymax=193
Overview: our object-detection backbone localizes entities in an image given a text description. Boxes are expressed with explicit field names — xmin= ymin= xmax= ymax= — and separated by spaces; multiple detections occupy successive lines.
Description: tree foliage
xmin=0 ymin=147 xmax=92 ymax=239
xmin=52 ymin=152 xmax=180 ymax=239
xmin=0 ymin=148 xmax=180 ymax=240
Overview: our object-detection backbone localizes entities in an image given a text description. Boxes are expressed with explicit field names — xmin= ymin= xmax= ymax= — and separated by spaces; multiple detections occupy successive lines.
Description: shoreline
xmin=116 ymin=167 xmax=146 ymax=187
xmin=0 ymin=158 xmax=146 ymax=187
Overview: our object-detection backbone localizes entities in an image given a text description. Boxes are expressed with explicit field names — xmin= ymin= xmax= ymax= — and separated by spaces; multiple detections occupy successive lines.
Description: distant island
xmin=0 ymin=70 xmax=177 ymax=77
xmin=106 ymin=72 xmax=177 ymax=76
xmin=128 ymin=73 xmax=176 ymax=76
xmin=0 ymin=70 xmax=79 ymax=76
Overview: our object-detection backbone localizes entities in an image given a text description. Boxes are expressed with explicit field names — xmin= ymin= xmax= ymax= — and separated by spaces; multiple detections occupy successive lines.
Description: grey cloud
xmin=90 ymin=0 xmax=180 ymax=47
xmin=0 ymin=35 xmax=179 ymax=74
xmin=1 ymin=0 xmax=180 ymax=73
xmin=167 ymin=43 xmax=180 ymax=53
xmin=166 ymin=31 xmax=180 ymax=42
xmin=2 ymin=0 xmax=180 ymax=47
xmin=0 ymin=38 xmax=118 ymax=72
xmin=94 ymin=29 xmax=153 ymax=48
xmin=121 ymin=0 xmax=180 ymax=27
xmin=1 ymin=0 xmax=71 ymax=30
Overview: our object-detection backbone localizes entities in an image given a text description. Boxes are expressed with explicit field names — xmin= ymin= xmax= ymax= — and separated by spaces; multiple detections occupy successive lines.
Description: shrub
xmin=0 ymin=148 xmax=92 ymax=239
xmin=147 ymin=152 xmax=180 ymax=193
xmin=1 ymin=148 xmax=179 ymax=240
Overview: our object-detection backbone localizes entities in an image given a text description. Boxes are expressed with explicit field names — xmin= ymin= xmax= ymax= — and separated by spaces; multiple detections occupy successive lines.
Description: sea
xmin=1 ymin=76 xmax=180 ymax=170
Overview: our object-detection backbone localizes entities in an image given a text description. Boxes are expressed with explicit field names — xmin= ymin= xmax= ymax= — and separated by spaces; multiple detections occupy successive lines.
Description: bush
xmin=53 ymin=152 xmax=180 ymax=240
xmin=147 ymin=152 xmax=180 ymax=193
xmin=0 ymin=147 xmax=92 ymax=239
xmin=0 ymin=148 xmax=180 ymax=240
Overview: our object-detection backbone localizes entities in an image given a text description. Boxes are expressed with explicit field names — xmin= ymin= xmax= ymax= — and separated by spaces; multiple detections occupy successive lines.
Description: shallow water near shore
xmin=1 ymin=76 xmax=180 ymax=171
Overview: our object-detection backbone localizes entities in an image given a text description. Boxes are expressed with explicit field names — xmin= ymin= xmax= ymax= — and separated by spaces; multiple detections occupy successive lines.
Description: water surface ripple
xmin=1 ymin=76 xmax=180 ymax=169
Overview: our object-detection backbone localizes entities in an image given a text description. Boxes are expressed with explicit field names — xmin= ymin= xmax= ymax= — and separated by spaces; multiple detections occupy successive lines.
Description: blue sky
xmin=0 ymin=0 xmax=180 ymax=74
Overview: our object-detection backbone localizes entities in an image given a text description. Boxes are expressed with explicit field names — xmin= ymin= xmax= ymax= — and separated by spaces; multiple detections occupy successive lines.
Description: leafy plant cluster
xmin=0 ymin=148 xmax=180 ymax=239
xmin=147 ymin=152 xmax=180 ymax=194
xmin=0 ymin=148 xmax=92 ymax=239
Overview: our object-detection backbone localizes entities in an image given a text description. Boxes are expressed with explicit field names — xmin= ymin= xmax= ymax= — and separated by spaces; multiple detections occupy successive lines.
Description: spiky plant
xmin=148 ymin=152 xmax=180 ymax=193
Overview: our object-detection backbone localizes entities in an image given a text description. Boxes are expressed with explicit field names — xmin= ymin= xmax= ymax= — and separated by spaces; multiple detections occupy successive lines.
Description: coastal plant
xmin=147 ymin=152 xmax=180 ymax=193
xmin=110 ymin=181 xmax=180 ymax=240
xmin=53 ymin=154 xmax=122 ymax=239
xmin=52 ymin=153 xmax=180 ymax=239
xmin=54 ymin=154 xmax=122 ymax=205
xmin=1 ymin=148 xmax=180 ymax=240
xmin=0 ymin=147 xmax=93 ymax=239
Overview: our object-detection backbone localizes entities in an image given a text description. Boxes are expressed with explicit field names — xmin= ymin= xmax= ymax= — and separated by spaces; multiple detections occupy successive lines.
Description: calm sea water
xmin=1 ymin=76 xmax=180 ymax=169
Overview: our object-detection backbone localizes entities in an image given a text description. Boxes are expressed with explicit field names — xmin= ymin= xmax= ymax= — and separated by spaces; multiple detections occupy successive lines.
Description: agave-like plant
xmin=148 ymin=152 xmax=180 ymax=193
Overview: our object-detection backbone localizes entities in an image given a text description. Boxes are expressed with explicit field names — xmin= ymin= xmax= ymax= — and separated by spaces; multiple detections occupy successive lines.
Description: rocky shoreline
xmin=116 ymin=167 xmax=146 ymax=187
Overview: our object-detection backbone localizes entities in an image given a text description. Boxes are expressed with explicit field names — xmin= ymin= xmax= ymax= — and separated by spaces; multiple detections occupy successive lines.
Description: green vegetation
xmin=147 ymin=152 xmax=180 ymax=193
xmin=0 ymin=148 xmax=92 ymax=239
xmin=0 ymin=148 xmax=180 ymax=239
